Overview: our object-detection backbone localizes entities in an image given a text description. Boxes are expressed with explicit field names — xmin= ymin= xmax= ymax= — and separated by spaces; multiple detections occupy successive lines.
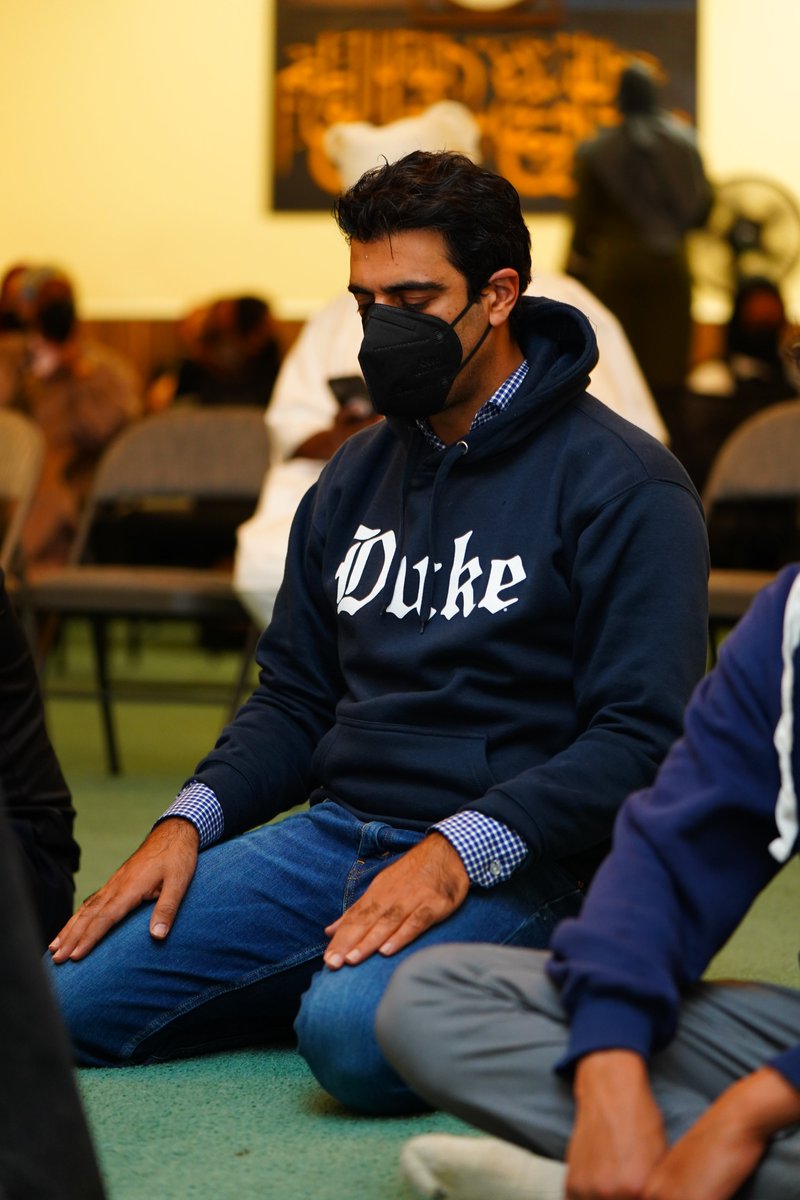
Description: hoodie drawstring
xmin=418 ymin=439 xmax=470 ymax=632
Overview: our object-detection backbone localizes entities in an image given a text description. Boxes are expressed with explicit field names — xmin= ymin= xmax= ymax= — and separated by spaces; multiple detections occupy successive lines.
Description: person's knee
xmin=375 ymin=945 xmax=452 ymax=1051
xmin=47 ymin=957 xmax=102 ymax=1063
xmin=376 ymin=945 xmax=477 ymax=1092
xmin=379 ymin=944 xmax=559 ymax=1103
xmin=295 ymin=965 xmax=425 ymax=1115
xmin=46 ymin=953 xmax=130 ymax=1067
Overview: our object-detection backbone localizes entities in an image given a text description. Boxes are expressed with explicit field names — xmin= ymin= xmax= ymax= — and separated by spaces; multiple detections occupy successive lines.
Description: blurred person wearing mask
xmin=681 ymin=277 xmax=800 ymax=566
xmin=687 ymin=276 xmax=795 ymax=411
xmin=678 ymin=276 xmax=796 ymax=486
xmin=0 ymin=267 xmax=141 ymax=566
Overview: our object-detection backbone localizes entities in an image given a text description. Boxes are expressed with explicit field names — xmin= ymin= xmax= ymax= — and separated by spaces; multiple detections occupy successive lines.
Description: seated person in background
xmin=146 ymin=293 xmax=282 ymax=413
xmin=701 ymin=275 xmax=795 ymax=406
xmin=0 ymin=266 xmax=141 ymax=566
xmin=673 ymin=275 xmax=797 ymax=492
xmin=47 ymin=152 xmax=708 ymax=1117
xmin=262 ymin=290 xmax=384 ymax=464
xmin=235 ymin=300 xmax=385 ymax=621
xmin=378 ymin=564 xmax=800 ymax=1200
xmin=0 ymin=570 xmax=79 ymax=947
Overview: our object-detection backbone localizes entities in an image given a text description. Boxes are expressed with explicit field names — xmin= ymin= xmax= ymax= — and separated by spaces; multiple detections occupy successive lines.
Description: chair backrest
xmin=702 ymin=399 xmax=800 ymax=514
xmin=0 ymin=409 xmax=45 ymax=572
xmin=71 ymin=406 xmax=270 ymax=562
xmin=89 ymin=406 xmax=270 ymax=501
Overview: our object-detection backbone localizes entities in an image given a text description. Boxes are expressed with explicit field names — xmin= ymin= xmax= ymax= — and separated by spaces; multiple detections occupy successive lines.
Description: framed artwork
xmin=272 ymin=0 xmax=699 ymax=211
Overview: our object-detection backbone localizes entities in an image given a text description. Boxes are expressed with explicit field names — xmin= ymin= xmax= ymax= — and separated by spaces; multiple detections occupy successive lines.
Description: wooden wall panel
xmin=82 ymin=318 xmax=304 ymax=387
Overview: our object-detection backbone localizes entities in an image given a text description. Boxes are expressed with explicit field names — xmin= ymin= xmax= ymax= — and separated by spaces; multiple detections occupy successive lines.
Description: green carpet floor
xmin=43 ymin=623 xmax=471 ymax=1200
xmin=40 ymin=620 xmax=800 ymax=1199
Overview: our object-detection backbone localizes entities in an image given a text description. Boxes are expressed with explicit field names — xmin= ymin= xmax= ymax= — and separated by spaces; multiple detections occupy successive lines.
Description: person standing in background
xmin=567 ymin=62 xmax=711 ymax=418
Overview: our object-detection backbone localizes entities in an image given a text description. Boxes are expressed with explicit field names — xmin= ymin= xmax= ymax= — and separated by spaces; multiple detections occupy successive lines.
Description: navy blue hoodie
xmin=549 ymin=565 xmax=800 ymax=1086
xmin=193 ymin=296 xmax=709 ymax=879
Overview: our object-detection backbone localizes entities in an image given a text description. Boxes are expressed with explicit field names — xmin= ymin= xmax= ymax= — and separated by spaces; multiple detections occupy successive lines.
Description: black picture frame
xmin=271 ymin=0 xmax=698 ymax=212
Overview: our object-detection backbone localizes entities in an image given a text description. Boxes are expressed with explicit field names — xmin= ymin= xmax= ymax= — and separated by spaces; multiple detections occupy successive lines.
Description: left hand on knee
xmin=323 ymin=833 xmax=469 ymax=970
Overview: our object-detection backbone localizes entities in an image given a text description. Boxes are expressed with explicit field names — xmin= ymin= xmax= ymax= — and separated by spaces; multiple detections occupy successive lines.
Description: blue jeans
xmin=48 ymin=801 xmax=583 ymax=1113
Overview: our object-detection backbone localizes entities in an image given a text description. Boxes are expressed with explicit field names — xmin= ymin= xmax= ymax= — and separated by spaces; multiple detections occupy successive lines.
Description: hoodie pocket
xmin=311 ymin=716 xmax=496 ymax=825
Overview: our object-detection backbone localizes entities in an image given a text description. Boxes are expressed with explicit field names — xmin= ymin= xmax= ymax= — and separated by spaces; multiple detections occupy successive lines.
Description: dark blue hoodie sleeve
xmin=475 ymin=473 xmax=710 ymax=862
xmin=547 ymin=566 xmax=800 ymax=1083
xmin=188 ymin=479 xmax=345 ymax=835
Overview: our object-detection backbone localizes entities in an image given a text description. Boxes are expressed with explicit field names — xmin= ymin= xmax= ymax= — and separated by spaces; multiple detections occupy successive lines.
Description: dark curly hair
xmin=333 ymin=151 xmax=532 ymax=333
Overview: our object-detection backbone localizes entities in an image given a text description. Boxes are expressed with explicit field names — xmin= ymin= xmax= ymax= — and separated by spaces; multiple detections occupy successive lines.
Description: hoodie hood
xmin=386 ymin=295 xmax=599 ymax=460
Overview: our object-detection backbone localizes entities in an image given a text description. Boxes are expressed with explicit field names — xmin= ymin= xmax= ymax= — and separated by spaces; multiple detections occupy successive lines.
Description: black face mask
xmin=358 ymin=296 xmax=491 ymax=419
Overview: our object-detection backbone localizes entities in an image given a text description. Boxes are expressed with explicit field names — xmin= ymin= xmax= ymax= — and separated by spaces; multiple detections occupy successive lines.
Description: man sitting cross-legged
xmin=378 ymin=564 xmax=800 ymax=1198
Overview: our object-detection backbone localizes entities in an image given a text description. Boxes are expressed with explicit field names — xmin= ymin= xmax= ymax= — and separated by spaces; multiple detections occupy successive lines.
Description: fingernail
xmin=49 ymin=938 xmax=60 ymax=951
xmin=152 ymin=923 xmax=168 ymax=938
xmin=379 ymin=941 xmax=395 ymax=955
xmin=326 ymin=953 xmax=343 ymax=969
xmin=345 ymin=949 xmax=361 ymax=963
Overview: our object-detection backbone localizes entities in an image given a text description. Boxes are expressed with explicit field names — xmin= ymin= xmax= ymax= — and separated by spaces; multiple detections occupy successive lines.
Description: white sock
xmin=399 ymin=1133 xmax=566 ymax=1200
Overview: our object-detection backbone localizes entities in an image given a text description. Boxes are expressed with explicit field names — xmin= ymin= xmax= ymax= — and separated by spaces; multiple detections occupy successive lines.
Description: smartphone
xmin=327 ymin=375 xmax=374 ymax=418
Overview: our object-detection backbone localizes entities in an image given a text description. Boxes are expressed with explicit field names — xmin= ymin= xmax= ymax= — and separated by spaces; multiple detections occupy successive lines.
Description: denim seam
xmin=343 ymin=859 xmax=367 ymax=910
xmin=497 ymin=885 xmax=583 ymax=947
xmin=122 ymin=941 xmax=328 ymax=1061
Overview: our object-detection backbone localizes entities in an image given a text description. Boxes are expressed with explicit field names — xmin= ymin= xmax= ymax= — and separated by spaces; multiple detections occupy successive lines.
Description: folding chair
xmin=703 ymin=399 xmax=800 ymax=651
xmin=26 ymin=406 xmax=270 ymax=773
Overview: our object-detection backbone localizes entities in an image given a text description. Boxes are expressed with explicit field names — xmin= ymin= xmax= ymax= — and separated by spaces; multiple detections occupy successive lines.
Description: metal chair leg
xmin=89 ymin=617 xmax=121 ymax=775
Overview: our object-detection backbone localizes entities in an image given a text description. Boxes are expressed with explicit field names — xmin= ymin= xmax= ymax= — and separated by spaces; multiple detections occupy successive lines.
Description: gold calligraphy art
xmin=274 ymin=28 xmax=658 ymax=205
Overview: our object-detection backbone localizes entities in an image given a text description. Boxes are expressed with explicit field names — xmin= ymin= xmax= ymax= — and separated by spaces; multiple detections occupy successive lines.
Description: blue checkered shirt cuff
xmin=156 ymin=781 xmax=224 ymax=849
xmin=432 ymin=810 xmax=528 ymax=887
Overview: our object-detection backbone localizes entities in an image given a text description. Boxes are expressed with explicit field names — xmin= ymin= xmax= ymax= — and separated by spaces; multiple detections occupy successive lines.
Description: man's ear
xmin=483 ymin=269 xmax=520 ymax=327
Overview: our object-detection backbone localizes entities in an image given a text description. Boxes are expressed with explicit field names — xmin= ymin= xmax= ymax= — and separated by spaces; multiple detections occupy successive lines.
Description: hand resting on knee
xmin=48 ymin=817 xmax=199 ymax=962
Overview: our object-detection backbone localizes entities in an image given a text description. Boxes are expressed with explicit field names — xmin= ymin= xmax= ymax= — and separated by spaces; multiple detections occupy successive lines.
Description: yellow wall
xmin=1 ymin=0 xmax=798 ymax=320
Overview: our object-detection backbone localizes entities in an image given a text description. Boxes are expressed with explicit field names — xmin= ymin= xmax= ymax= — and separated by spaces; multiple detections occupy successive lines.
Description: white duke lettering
xmin=335 ymin=525 xmax=526 ymax=619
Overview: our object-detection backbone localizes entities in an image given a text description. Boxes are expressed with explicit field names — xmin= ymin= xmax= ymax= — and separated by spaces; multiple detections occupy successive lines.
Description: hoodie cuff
xmin=768 ymin=1046 xmax=800 ymax=1092
xmin=553 ymin=995 xmax=658 ymax=1077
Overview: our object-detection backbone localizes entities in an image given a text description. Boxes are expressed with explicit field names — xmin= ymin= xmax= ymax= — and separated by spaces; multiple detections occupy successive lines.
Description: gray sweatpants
xmin=376 ymin=945 xmax=800 ymax=1200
